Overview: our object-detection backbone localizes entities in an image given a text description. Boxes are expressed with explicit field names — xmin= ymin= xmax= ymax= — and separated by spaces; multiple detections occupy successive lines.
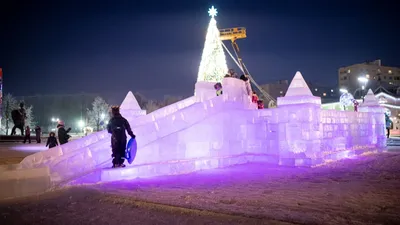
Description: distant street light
xmin=78 ymin=120 xmax=85 ymax=128
xmin=358 ymin=76 xmax=368 ymax=90
xmin=340 ymin=88 xmax=348 ymax=93
xmin=101 ymin=113 xmax=105 ymax=120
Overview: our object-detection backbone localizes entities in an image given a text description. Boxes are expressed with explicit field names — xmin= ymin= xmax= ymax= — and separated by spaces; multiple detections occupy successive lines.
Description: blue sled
xmin=125 ymin=138 xmax=137 ymax=164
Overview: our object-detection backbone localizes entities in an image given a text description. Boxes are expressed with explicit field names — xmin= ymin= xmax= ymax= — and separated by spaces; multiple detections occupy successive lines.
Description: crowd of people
xmin=10 ymin=101 xmax=136 ymax=168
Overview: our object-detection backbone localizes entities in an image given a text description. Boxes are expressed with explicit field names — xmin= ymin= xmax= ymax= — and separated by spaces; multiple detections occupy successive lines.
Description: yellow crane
xmin=219 ymin=27 xmax=276 ymax=106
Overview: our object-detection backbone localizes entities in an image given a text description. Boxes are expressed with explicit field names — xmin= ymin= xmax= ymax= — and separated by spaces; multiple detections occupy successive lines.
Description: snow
xmin=92 ymin=152 xmax=400 ymax=225
xmin=2 ymin=151 xmax=398 ymax=224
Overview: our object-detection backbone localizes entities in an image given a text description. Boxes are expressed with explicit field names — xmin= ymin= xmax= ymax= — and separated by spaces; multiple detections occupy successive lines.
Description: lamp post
xmin=78 ymin=120 xmax=85 ymax=136
xmin=357 ymin=76 xmax=368 ymax=99
xmin=50 ymin=117 xmax=60 ymax=132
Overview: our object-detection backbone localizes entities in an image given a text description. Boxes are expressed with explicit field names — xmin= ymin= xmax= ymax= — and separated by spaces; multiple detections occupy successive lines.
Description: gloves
xmin=130 ymin=134 xmax=136 ymax=139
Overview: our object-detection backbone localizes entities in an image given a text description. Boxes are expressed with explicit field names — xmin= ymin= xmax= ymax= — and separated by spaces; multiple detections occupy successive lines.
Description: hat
xmin=58 ymin=120 xmax=65 ymax=126
xmin=111 ymin=105 xmax=120 ymax=114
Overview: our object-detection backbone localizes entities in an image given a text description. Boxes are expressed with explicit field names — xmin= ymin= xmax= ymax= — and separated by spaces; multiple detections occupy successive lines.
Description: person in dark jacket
xmin=57 ymin=121 xmax=71 ymax=145
xmin=107 ymin=105 xmax=135 ymax=168
xmin=35 ymin=126 xmax=42 ymax=143
xmin=23 ymin=126 xmax=31 ymax=143
xmin=214 ymin=82 xmax=223 ymax=96
xmin=46 ymin=132 xmax=58 ymax=148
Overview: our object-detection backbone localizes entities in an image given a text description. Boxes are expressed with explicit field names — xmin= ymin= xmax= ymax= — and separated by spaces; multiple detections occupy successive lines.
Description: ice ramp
xmin=22 ymin=96 xmax=249 ymax=187
xmin=19 ymin=96 xmax=198 ymax=170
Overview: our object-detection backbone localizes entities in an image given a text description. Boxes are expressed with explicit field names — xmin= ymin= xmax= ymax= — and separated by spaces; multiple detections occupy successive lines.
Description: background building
xmin=260 ymin=80 xmax=339 ymax=103
xmin=338 ymin=59 xmax=400 ymax=98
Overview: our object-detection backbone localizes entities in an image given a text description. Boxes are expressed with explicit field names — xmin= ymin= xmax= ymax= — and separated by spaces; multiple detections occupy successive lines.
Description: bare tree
xmin=144 ymin=100 xmax=161 ymax=113
xmin=162 ymin=95 xmax=184 ymax=107
xmin=87 ymin=97 xmax=109 ymax=131
xmin=1 ymin=94 xmax=35 ymax=135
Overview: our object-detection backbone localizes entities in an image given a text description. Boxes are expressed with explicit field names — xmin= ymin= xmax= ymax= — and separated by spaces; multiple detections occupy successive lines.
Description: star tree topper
xmin=208 ymin=6 xmax=218 ymax=18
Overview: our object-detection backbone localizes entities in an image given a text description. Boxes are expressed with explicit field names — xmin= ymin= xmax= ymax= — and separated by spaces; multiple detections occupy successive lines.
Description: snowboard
xmin=125 ymin=138 xmax=137 ymax=164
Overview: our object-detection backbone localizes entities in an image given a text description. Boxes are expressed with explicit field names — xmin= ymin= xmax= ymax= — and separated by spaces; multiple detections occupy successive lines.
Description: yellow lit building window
xmin=323 ymin=93 xmax=327 ymax=96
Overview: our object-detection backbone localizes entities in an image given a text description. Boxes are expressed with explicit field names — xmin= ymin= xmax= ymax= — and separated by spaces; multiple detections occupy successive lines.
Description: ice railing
xmin=130 ymin=96 xmax=197 ymax=127
xmin=34 ymin=96 xmax=247 ymax=185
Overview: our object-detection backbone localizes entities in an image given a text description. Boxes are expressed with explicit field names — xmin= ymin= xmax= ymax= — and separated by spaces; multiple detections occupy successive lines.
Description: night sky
xmin=1 ymin=0 xmax=398 ymax=100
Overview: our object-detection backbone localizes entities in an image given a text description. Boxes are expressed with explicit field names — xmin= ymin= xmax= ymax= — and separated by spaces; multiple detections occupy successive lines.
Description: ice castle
xmin=0 ymin=71 xmax=387 ymax=199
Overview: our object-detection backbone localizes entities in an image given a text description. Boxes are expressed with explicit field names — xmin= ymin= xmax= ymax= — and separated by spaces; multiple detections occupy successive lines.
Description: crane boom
xmin=219 ymin=27 xmax=276 ymax=104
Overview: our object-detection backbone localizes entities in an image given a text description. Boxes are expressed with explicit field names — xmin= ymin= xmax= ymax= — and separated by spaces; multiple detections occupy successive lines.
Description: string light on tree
xmin=197 ymin=6 xmax=228 ymax=82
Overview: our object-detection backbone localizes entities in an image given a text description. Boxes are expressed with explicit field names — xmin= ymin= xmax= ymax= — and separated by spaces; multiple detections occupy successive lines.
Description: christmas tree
xmin=197 ymin=6 xmax=228 ymax=83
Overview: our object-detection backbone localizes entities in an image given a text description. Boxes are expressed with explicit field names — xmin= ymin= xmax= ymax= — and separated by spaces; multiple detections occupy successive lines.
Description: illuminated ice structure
xmin=4 ymin=72 xmax=386 ymax=198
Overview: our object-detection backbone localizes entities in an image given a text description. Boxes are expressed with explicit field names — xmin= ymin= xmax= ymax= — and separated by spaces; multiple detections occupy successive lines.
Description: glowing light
xmin=358 ymin=77 xmax=368 ymax=83
xmin=197 ymin=7 xmax=228 ymax=82
xmin=78 ymin=120 xmax=85 ymax=128
xmin=101 ymin=113 xmax=105 ymax=120
xmin=208 ymin=6 xmax=218 ymax=18
xmin=340 ymin=88 xmax=348 ymax=93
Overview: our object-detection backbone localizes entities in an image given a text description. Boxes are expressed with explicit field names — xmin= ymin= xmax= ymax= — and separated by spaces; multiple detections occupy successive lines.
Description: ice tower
xmin=120 ymin=91 xmax=146 ymax=120
xmin=276 ymin=72 xmax=323 ymax=166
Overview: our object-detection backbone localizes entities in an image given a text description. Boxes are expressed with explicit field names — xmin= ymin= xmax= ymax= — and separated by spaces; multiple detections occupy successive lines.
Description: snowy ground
xmin=0 ymin=143 xmax=46 ymax=165
xmin=1 ymin=146 xmax=400 ymax=225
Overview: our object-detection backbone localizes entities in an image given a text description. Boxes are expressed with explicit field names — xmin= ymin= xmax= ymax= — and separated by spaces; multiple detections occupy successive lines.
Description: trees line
xmin=1 ymin=92 xmax=185 ymax=134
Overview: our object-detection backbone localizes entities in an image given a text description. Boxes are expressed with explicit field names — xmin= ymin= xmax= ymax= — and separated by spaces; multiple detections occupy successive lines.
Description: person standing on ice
xmin=214 ymin=82 xmax=223 ymax=96
xmin=107 ymin=105 xmax=135 ymax=168
xmin=57 ymin=121 xmax=71 ymax=145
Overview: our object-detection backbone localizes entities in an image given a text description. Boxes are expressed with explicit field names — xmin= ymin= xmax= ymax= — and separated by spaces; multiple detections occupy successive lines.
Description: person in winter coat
xmin=35 ymin=126 xmax=41 ymax=143
xmin=23 ymin=126 xmax=31 ymax=143
xmin=57 ymin=121 xmax=71 ymax=145
xmin=251 ymin=91 xmax=259 ymax=103
xmin=257 ymin=100 xmax=264 ymax=109
xmin=46 ymin=132 xmax=58 ymax=148
xmin=107 ymin=105 xmax=135 ymax=168
xmin=239 ymin=74 xmax=252 ymax=96
xmin=385 ymin=114 xmax=392 ymax=138
xmin=214 ymin=82 xmax=223 ymax=96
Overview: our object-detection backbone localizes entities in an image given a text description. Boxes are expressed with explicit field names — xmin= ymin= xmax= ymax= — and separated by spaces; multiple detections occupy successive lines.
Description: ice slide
xmin=20 ymin=78 xmax=252 ymax=186
xmin=19 ymin=94 xmax=198 ymax=171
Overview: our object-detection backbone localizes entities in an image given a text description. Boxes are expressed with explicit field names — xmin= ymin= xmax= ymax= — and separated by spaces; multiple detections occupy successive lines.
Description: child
xmin=23 ymin=126 xmax=31 ymax=144
xmin=214 ymin=82 xmax=223 ymax=96
xmin=257 ymin=100 xmax=264 ymax=109
xmin=251 ymin=91 xmax=259 ymax=103
xmin=46 ymin=132 xmax=58 ymax=148
xmin=107 ymin=105 xmax=136 ymax=168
